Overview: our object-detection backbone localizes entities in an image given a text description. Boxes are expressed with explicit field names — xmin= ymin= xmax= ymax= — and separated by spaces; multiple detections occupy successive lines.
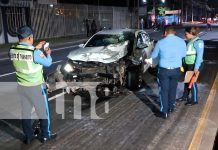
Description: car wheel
xmin=96 ymin=84 xmax=116 ymax=99
xmin=64 ymin=89 xmax=91 ymax=118
xmin=126 ymin=67 xmax=140 ymax=90
xmin=74 ymin=88 xmax=91 ymax=107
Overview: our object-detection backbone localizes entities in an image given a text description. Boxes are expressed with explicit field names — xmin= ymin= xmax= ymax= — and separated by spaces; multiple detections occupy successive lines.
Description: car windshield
xmin=85 ymin=34 xmax=124 ymax=47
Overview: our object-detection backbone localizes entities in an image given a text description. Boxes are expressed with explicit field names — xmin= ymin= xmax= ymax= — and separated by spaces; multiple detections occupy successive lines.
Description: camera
xmin=44 ymin=42 xmax=49 ymax=51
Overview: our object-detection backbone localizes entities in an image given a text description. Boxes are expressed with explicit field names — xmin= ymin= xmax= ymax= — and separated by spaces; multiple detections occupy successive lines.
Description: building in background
xmin=0 ymin=0 xmax=135 ymax=44
xmin=0 ymin=0 xmax=215 ymax=44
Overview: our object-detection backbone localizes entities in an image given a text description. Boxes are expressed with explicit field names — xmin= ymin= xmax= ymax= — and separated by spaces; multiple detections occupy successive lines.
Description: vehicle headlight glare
xmin=64 ymin=64 xmax=74 ymax=72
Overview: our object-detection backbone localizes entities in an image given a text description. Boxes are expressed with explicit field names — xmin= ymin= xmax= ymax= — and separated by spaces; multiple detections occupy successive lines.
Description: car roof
xmin=96 ymin=29 xmax=135 ymax=35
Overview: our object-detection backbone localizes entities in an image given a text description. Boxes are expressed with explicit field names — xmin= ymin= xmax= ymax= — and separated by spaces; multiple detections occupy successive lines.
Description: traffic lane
xmin=199 ymin=40 xmax=218 ymax=85
xmin=149 ymin=28 xmax=185 ymax=41
xmin=0 ymin=46 xmax=79 ymax=82
xmin=149 ymin=28 xmax=207 ymax=42
xmin=204 ymin=40 xmax=218 ymax=63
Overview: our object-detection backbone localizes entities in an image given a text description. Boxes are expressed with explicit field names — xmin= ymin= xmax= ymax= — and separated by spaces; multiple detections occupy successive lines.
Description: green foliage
xmin=157 ymin=6 xmax=170 ymax=16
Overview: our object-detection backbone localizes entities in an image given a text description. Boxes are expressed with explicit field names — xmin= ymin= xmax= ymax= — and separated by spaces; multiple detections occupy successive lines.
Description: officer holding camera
xmin=9 ymin=26 xmax=56 ymax=144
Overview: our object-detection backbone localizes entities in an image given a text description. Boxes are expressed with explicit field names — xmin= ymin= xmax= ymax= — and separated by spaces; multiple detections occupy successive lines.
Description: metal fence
xmin=0 ymin=3 xmax=135 ymax=43
xmin=6 ymin=7 xmax=26 ymax=36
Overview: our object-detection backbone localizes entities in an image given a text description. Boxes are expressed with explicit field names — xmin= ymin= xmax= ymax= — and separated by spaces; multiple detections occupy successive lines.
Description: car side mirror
xmin=78 ymin=44 xmax=84 ymax=48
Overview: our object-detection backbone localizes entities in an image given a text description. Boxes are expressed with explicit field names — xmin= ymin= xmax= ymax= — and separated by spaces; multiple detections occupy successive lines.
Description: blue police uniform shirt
xmin=151 ymin=34 xmax=187 ymax=68
xmin=193 ymin=39 xmax=204 ymax=70
xmin=19 ymin=42 xmax=52 ymax=67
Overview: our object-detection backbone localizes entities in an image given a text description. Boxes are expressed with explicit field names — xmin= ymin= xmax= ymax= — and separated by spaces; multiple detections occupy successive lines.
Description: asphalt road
xmin=0 ymin=29 xmax=218 ymax=150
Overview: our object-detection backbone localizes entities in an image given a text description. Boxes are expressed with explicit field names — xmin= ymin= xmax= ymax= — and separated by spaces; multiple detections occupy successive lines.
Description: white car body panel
xmin=67 ymin=41 xmax=129 ymax=64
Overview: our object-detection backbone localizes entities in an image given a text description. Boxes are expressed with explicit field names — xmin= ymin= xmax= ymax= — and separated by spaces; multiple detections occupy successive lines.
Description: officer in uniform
xmin=9 ymin=26 xmax=56 ymax=144
xmin=177 ymin=27 xmax=204 ymax=105
xmin=145 ymin=26 xmax=187 ymax=119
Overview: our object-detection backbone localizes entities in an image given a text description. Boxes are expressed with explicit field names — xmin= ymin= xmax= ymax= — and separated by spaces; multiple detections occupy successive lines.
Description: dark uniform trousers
xmin=157 ymin=67 xmax=181 ymax=113
xmin=18 ymin=84 xmax=51 ymax=139
xmin=182 ymin=64 xmax=200 ymax=103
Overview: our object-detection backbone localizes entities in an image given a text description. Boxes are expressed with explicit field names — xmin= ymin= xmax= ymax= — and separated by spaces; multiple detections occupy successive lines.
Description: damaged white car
xmin=47 ymin=29 xmax=154 ymax=99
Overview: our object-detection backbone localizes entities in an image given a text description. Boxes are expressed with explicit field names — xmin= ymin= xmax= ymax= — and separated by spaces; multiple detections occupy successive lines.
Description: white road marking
xmin=0 ymin=58 xmax=10 ymax=61
xmin=0 ymin=60 xmax=63 ymax=78
xmin=52 ymin=60 xmax=63 ymax=64
xmin=0 ymin=72 xmax=16 ymax=77
xmin=205 ymin=45 xmax=217 ymax=49
xmin=52 ymin=45 xmax=78 ymax=52
xmin=48 ymin=92 xmax=66 ymax=101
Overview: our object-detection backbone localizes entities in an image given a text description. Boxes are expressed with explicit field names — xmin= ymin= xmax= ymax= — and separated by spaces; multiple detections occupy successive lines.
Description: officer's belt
xmin=160 ymin=67 xmax=180 ymax=70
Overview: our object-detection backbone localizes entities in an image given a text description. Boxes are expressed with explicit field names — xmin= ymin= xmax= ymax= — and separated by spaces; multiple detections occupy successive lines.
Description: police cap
xmin=17 ymin=26 xmax=33 ymax=39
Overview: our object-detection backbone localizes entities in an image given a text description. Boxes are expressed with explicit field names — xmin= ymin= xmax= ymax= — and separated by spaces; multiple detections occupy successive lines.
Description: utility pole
xmin=172 ymin=0 xmax=176 ymax=23
xmin=138 ymin=0 xmax=139 ymax=29
xmin=98 ymin=0 xmax=101 ymax=27
xmin=153 ymin=0 xmax=155 ymax=19
xmin=181 ymin=0 xmax=183 ymax=24
xmin=191 ymin=0 xmax=194 ymax=22
xmin=133 ymin=0 xmax=136 ymax=28
xmin=185 ymin=4 xmax=187 ymax=22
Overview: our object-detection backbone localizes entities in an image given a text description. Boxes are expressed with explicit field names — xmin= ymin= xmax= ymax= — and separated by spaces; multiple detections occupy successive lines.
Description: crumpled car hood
xmin=67 ymin=41 xmax=129 ymax=64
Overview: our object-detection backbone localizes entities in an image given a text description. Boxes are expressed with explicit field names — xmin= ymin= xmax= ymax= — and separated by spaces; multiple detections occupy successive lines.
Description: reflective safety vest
xmin=10 ymin=44 xmax=44 ymax=86
xmin=184 ymin=37 xmax=200 ymax=65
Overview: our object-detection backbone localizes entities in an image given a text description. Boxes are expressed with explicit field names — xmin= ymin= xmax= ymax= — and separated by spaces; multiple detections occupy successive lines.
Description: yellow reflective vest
xmin=10 ymin=44 xmax=44 ymax=86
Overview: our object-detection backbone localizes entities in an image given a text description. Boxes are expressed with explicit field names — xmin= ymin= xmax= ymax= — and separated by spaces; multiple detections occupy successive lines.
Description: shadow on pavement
xmin=0 ymin=119 xmax=23 ymax=141
xmin=133 ymin=81 xmax=160 ymax=115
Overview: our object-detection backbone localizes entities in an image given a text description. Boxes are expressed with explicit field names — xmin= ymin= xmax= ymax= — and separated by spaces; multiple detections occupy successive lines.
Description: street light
xmin=137 ymin=0 xmax=149 ymax=29
xmin=161 ymin=0 xmax=165 ymax=3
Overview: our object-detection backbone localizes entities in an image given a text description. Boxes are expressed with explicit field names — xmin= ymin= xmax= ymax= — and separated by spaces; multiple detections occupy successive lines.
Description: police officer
xmin=10 ymin=26 xmax=56 ymax=144
xmin=177 ymin=27 xmax=204 ymax=105
xmin=145 ymin=26 xmax=187 ymax=119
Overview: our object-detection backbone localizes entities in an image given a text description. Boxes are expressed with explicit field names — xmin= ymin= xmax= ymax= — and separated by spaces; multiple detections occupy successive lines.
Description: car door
xmin=134 ymin=31 xmax=154 ymax=73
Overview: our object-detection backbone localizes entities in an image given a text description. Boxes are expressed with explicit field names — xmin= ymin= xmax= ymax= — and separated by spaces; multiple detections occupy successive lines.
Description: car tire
xmin=74 ymin=88 xmax=91 ymax=107
xmin=126 ymin=67 xmax=140 ymax=90
xmin=64 ymin=88 xmax=91 ymax=118
xmin=96 ymin=84 xmax=116 ymax=99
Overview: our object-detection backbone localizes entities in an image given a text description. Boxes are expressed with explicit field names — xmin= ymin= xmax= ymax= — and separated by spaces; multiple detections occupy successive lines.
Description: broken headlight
xmin=64 ymin=63 xmax=74 ymax=73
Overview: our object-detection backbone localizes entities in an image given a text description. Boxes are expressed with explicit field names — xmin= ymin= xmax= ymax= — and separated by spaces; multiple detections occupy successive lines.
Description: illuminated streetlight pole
xmin=138 ymin=0 xmax=139 ymax=29
xmin=98 ymin=0 xmax=100 ymax=26
xmin=181 ymin=0 xmax=183 ymax=24
xmin=153 ymin=0 xmax=155 ymax=23
xmin=192 ymin=0 xmax=194 ymax=22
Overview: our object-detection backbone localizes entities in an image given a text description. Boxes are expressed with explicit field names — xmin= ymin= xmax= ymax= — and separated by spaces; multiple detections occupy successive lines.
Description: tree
xmin=157 ymin=6 xmax=170 ymax=16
